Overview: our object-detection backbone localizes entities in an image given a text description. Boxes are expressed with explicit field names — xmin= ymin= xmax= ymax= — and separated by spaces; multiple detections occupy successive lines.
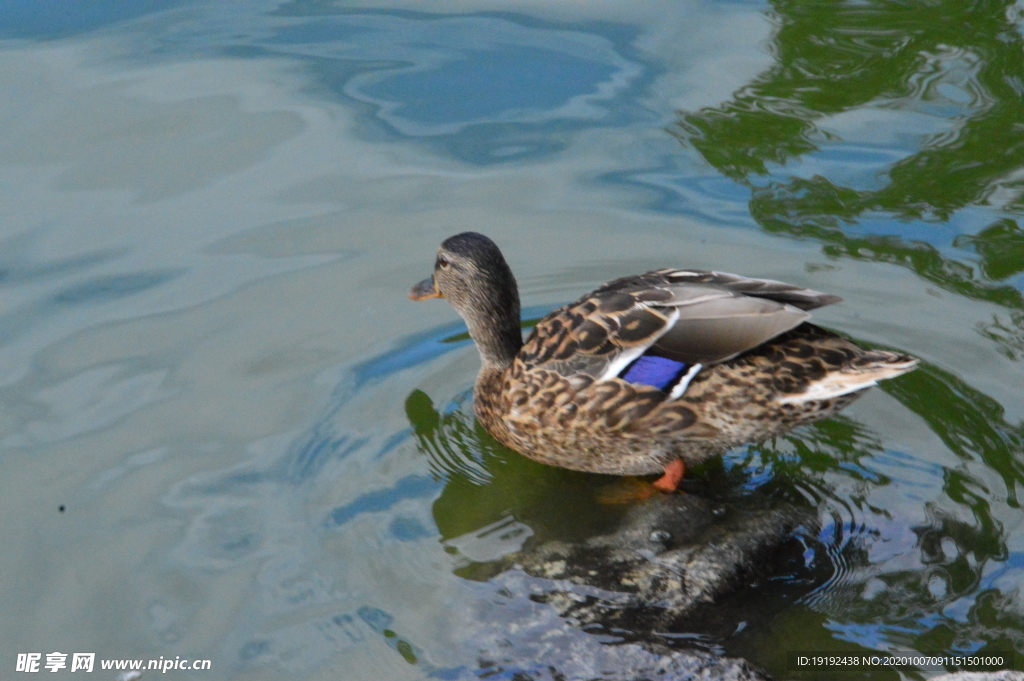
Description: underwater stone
xmin=444 ymin=491 xmax=816 ymax=680
xmin=501 ymin=492 xmax=812 ymax=631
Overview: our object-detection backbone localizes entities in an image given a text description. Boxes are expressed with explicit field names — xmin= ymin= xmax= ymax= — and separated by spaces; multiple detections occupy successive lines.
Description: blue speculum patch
xmin=620 ymin=355 xmax=689 ymax=391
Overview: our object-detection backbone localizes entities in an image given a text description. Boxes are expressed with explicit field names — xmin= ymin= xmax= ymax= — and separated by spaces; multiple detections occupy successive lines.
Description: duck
xmin=409 ymin=232 xmax=917 ymax=492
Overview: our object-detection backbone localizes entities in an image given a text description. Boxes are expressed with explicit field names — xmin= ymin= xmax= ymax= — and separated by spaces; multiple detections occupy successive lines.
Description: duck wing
xmin=518 ymin=269 xmax=842 ymax=381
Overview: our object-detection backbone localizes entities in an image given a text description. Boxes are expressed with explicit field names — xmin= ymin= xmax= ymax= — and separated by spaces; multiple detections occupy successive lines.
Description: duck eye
xmin=437 ymin=256 xmax=450 ymax=269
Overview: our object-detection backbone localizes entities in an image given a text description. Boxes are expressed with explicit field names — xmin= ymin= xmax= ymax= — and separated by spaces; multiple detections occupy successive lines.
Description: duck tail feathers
xmin=776 ymin=351 xmax=918 ymax=404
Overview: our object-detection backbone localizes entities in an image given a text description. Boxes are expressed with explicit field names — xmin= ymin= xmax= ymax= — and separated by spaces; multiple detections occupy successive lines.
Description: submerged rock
xmin=500 ymin=491 xmax=813 ymax=631
xmin=447 ymin=490 xmax=814 ymax=680
xmin=454 ymin=563 xmax=775 ymax=681
xmin=467 ymin=619 xmax=773 ymax=681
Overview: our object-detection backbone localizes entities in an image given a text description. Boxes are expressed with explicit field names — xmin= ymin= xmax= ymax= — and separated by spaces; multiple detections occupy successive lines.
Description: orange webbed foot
xmin=597 ymin=461 xmax=686 ymax=504
xmin=651 ymin=459 xmax=685 ymax=493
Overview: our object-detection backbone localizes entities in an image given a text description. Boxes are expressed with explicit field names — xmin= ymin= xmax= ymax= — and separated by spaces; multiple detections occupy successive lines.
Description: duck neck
xmin=464 ymin=305 xmax=523 ymax=371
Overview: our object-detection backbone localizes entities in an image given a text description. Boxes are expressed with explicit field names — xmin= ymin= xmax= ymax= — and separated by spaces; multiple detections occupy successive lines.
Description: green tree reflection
xmin=674 ymin=0 xmax=1024 ymax=213
xmin=671 ymin=0 xmax=1024 ymax=307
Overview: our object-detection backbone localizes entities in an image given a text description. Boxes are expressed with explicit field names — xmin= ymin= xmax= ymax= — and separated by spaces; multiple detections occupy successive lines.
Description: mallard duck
xmin=410 ymin=232 xmax=917 ymax=492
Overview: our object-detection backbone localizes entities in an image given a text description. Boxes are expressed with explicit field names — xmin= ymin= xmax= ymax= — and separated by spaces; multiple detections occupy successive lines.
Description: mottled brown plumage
xmin=410 ymin=232 xmax=917 ymax=488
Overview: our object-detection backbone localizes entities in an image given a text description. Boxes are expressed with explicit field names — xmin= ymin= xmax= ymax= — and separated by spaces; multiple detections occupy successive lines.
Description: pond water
xmin=2 ymin=0 xmax=1024 ymax=679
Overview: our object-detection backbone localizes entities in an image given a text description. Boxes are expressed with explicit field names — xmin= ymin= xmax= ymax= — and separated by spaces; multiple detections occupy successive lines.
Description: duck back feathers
xmin=516 ymin=268 xmax=841 ymax=382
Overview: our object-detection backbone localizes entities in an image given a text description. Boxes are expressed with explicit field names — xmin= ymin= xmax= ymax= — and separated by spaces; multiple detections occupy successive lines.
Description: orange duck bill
xmin=409 ymin=277 xmax=443 ymax=300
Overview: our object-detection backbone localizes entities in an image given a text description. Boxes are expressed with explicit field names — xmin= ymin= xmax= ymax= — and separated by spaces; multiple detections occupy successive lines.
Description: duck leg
xmin=652 ymin=459 xmax=685 ymax=493
xmin=596 ymin=460 xmax=687 ymax=504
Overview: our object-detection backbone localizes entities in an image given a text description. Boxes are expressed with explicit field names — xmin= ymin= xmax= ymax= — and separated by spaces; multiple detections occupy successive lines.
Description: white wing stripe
xmin=668 ymin=363 xmax=703 ymax=400
xmin=598 ymin=308 xmax=680 ymax=382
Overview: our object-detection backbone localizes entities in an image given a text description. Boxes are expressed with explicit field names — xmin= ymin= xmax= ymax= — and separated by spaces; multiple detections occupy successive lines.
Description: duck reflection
xmin=404 ymin=348 xmax=1023 ymax=656
xmin=405 ymin=388 xmax=632 ymax=547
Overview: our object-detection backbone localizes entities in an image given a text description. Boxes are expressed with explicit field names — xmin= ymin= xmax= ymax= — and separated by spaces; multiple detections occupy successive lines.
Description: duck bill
xmin=409 ymin=276 xmax=443 ymax=300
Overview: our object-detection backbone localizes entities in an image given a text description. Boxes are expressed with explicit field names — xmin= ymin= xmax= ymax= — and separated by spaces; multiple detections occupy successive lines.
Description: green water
xmin=1 ymin=1 xmax=1023 ymax=679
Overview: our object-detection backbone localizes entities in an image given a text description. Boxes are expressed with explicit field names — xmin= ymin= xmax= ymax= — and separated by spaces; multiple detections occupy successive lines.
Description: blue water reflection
xmin=25 ymin=5 xmax=654 ymax=161
xmin=358 ymin=44 xmax=619 ymax=128
xmin=0 ymin=0 xmax=192 ymax=38
xmin=260 ymin=12 xmax=651 ymax=156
